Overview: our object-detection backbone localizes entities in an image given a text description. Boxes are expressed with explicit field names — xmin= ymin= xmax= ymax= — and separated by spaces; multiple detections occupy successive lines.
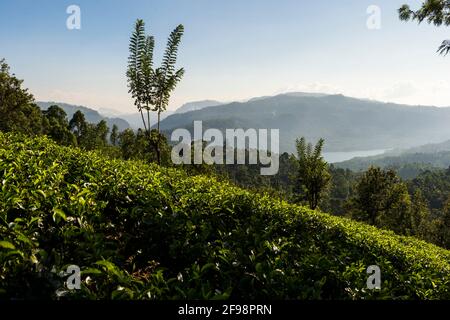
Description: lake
xmin=323 ymin=149 xmax=388 ymax=164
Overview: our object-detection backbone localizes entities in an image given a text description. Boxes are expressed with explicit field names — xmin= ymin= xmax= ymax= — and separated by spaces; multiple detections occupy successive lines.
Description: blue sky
xmin=0 ymin=0 xmax=449 ymax=113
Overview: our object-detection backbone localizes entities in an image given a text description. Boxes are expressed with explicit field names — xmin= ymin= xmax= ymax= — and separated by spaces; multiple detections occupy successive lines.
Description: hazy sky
xmin=1 ymin=0 xmax=449 ymax=114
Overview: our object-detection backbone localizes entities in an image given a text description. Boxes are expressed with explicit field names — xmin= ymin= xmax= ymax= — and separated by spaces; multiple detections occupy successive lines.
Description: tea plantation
xmin=1 ymin=133 xmax=449 ymax=299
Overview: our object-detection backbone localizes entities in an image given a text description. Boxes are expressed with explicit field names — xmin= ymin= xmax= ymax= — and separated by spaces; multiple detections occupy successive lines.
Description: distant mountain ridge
xmin=116 ymin=100 xmax=224 ymax=130
xmin=174 ymin=100 xmax=224 ymax=114
xmin=158 ymin=92 xmax=450 ymax=153
xmin=37 ymin=102 xmax=130 ymax=131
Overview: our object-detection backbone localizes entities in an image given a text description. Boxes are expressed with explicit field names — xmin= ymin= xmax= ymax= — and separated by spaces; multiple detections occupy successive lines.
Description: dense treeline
xmin=0 ymin=59 xmax=111 ymax=151
xmin=336 ymin=151 xmax=450 ymax=179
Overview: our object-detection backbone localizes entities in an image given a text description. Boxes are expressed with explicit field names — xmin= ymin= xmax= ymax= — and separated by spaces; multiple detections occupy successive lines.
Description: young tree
xmin=141 ymin=35 xmax=155 ymax=130
xmin=110 ymin=124 xmax=119 ymax=146
xmin=118 ymin=128 xmax=137 ymax=160
xmin=69 ymin=110 xmax=87 ymax=144
xmin=127 ymin=20 xmax=152 ymax=133
xmin=347 ymin=167 xmax=413 ymax=234
xmin=399 ymin=1 xmax=450 ymax=55
xmin=293 ymin=137 xmax=331 ymax=210
xmin=126 ymin=19 xmax=184 ymax=164
xmin=96 ymin=120 xmax=109 ymax=146
xmin=153 ymin=25 xmax=185 ymax=133
xmin=76 ymin=121 xmax=110 ymax=150
xmin=152 ymin=25 xmax=185 ymax=164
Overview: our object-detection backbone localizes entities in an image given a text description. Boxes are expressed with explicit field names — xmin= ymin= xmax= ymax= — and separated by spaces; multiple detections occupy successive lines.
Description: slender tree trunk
xmin=147 ymin=108 xmax=151 ymax=134
xmin=157 ymin=111 xmax=161 ymax=133
xmin=139 ymin=108 xmax=148 ymax=133
xmin=144 ymin=106 xmax=155 ymax=161
xmin=156 ymin=110 xmax=161 ymax=165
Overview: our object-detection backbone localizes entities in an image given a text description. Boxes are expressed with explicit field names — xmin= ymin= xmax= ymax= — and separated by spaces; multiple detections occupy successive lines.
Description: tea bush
xmin=0 ymin=133 xmax=449 ymax=299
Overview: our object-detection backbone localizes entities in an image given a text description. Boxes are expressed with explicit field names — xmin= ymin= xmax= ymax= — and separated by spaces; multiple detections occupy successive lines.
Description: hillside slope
xmin=0 ymin=133 xmax=449 ymax=299
xmin=159 ymin=93 xmax=450 ymax=153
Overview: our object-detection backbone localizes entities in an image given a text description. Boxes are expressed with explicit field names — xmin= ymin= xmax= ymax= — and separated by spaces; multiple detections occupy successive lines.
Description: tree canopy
xmin=399 ymin=0 xmax=450 ymax=55
xmin=293 ymin=137 xmax=331 ymax=210
xmin=0 ymin=59 xmax=44 ymax=134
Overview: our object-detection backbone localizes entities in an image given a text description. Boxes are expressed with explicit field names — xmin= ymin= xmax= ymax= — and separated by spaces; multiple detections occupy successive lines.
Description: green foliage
xmin=37 ymin=101 xmax=130 ymax=132
xmin=434 ymin=197 xmax=450 ymax=248
xmin=95 ymin=120 xmax=109 ymax=147
xmin=141 ymin=35 xmax=155 ymax=111
xmin=347 ymin=167 xmax=414 ymax=233
xmin=211 ymin=158 xmax=450 ymax=250
xmin=69 ymin=110 xmax=88 ymax=143
xmin=403 ymin=168 xmax=450 ymax=249
xmin=127 ymin=19 xmax=147 ymax=116
xmin=321 ymin=166 xmax=356 ymax=215
xmin=1 ymin=133 xmax=449 ymax=300
xmin=399 ymin=1 xmax=450 ymax=26
xmin=153 ymin=24 xmax=185 ymax=118
xmin=68 ymin=112 xmax=112 ymax=150
xmin=127 ymin=19 xmax=184 ymax=164
xmin=117 ymin=128 xmax=171 ymax=164
xmin=43 ymin=105 xmax=76 ymax=146
xmin=110 ymin=124 xmax=119 ymax=146
xmin=0 ymin=59 xmax=44 ymax=135
xmin=118 ymin=128 xmax=137 ymax=160
xmin=409 ymin=167 xmax=450 ymax=210
xmin=336 ymin=149 xmax=450 ymax=179
xmin=293 ymin=137 xmax=331 ymax=210
xmin=409 ymin=190 xmax=433 ymax=239
xmin=0 ymin=59 xmax=114 ymax=152
xmin=399 ymin=1 xmax=450 ymax=54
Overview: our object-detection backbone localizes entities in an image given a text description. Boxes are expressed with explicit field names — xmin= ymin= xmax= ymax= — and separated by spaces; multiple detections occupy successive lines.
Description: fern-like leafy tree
xmin=399 ymin=0 xmax=450 ymax=55
xmin=126 ymin=19 xmax=184 ymax=164
xmin=153 ymin=25 xmax=185 ymax=133
xmin=127 ymin=20 xmax=150 ymax=132
xmin=110 ymin=124 xmax=119 ymax=146
xmin=293 ymin=137 xmax=331 ymax=210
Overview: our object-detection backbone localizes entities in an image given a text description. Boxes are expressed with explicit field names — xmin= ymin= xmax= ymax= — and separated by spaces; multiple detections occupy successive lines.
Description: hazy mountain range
xmin=174 ymin=100 xmax=224 ymax=114
xmin=116 ymin=100 xmax=224 ymax=129
xmin=37 ymin=100 xmax=226 ymax=131
xmin=38 ymin=93 xmax=450 ymax=157
xmin=158 ymin=93 xmax=450 ymax=153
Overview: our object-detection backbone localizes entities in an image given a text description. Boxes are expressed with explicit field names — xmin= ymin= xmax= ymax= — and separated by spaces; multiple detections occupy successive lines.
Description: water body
xmin=324 ymin=149 xmax=387 ymax=164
